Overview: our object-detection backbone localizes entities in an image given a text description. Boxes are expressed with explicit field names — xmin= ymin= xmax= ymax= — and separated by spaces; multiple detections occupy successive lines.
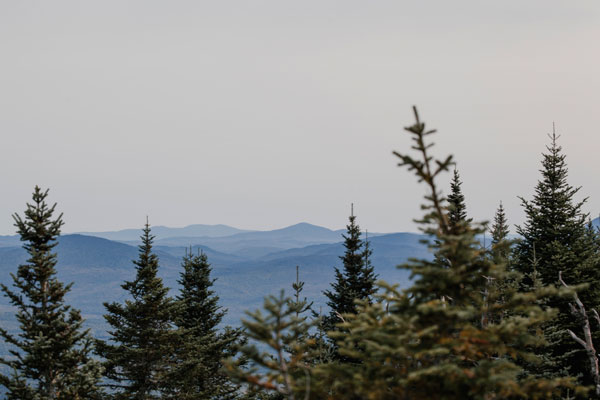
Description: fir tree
xmin=165 ymin=249 xmax=242 ymax=399
xmin=0 ymin=186 xmax=103 ymax=399
xmin=96 ymin=221 xmax=176 ymax=399
xmin=490 ymin=201 xmax=510 ymax=263
xmin=491 ymin=202 xmax=509 ymax=246
xmin=433 ymin=169 xmax=470 ymax=270
xmin=321 ymin=106 xmax=575 ymax=399
xmin=291 ymin=266 xmax=312 ymax=319
xmin=514 ymin=130 xmax=600 ymax=386
xmin=447 ymin=169 xmax=471 ymax=231
xmin=226 ymin=108 xmax=579 ymax=399
xmin=322 ymin=206 xmax=377 ymax=352
xmin=224 ymin=291 xmax=317 ymax=400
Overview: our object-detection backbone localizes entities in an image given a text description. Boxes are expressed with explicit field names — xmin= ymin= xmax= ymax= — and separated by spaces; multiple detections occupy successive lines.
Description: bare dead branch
xmin=335 ymin=311 xmax=346 ymax=324
xmin=559 ymin=271 xmax=600 ymax=396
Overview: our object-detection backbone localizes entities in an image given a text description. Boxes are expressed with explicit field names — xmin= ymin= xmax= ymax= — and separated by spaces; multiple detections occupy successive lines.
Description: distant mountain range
xmin=0 ymin=223 xmax=424 ymax=339
xmin=75 ymin=223 xmax=254 ymax=241
xmin=2 ymin=219 xmax=599 ymax=368
xmin=2 ymin=217 xmax=599 ymax=364
xmin=80 ymin=222 xmax=385 ymax=259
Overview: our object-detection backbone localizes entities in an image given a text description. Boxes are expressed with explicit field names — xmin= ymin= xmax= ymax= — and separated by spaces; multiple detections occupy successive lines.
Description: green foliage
xmin=0 ymin=186 xmax=103 ymax=399
xmin=225 ymin=291 xmax=316 ymax=400
xmin=165 ymin=249 xmax=243 ymax=399
xmin=96 ymin=222 xmax=177 ymax=399
xmin=319 ymin=106 xmax=575 ymax=399
xmin=447 ymin=169 xmax=472 ymax=232
xmin=514 ymin=131 xmax=600 ymax=387
xmin=491 ymin=202 xmax=509 ymax=246
xmin=322 ymin=208 xmax=377 ymax=357
xmin=481 ymin=202 xmax=518 ymax=328
xmin=225 ymin=108 xmax=580 ymax=399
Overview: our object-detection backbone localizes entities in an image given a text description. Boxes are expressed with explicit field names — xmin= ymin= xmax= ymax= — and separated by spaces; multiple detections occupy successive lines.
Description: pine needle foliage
xmin=514 ymin=131 xmax=600 ymax=386
xmin=322 ymin=208 xmax=377 ymax=358
xmin=96 ymin=221 xmax=176 ymax=399
xmin=320 ymin=107 xmax=576 ymax=399
xmin=447 ymin=169 xmax=471 ymax=232
xmin=0 ymin=186 xmax=103 ymax=400
xmin=165 ymin=249 xmax=242 ymax=399
xmin=223 ymin=108 xmax=579 ymax=400
xmin=491 ymin=202 xmax=509 ymax=249
xmin=224 ymin=291 xmax=316 ymax=400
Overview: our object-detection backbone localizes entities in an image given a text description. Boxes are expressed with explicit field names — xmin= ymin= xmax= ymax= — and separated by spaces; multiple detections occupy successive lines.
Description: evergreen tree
xmin=291 ymin=266 xmax=312 ymax=320
xmin=322 ymin=206 xmax=377 ymax=351
xmin=226 ymin=108 xmax=579 ymax=399
xmin=481 ymin=201 xmax=516 ymax=328
xmin=224 ymin=291 xmax=317 ymax=400
xmin=433 ymin=169 xmax=470 ymax=270
xmin=165 ymin=249 xmax=242 ymax=399
xmin=490 ymin=202 xmax=509 ymax=246
xmin=96 ymin=221 xmax=176 ymax=399
xmin=514 ymin=131 xmax=600 ymax=386
xmin=447 ymin=169 xmax=471 ymax=231
xmin=0 ymin=186 xmax=103 ymax=399
xmin=320 ymin=107 xmax=575 ymax=399
xmin=490 ymin=201 xmax=510 ymax=263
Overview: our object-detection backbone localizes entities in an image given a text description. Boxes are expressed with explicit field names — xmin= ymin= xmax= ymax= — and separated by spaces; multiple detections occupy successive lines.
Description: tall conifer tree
xmin=320 ymin=107 xmax=574 ymax=399
xmin=434 ymin=169 xmax=471 ymax=269
xmin=165 ymin=249 xmax=242 ymax=399
xmin=490 ymin=202 xmax=509 ymax=246
xmin=227 ymin=108 xmax=577 ymax=399
xmin=322 ymin=206 xmax=376 ymax=340
xmin=490 ymin=201 xmax=510 ymax=263
xmin=514 ymin=131 xmax=600 ymax=387
xmin=447 ymin=169 xmax=471 ymax=232
xmin=96 ymin=221 xmax=176 ymax=399
xmin=0 ymin=186 xmax=103 ymax=399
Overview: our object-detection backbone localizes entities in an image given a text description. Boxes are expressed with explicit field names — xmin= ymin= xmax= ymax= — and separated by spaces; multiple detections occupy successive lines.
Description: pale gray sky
xmin=1 ymin=1 xmax=599 ymax=235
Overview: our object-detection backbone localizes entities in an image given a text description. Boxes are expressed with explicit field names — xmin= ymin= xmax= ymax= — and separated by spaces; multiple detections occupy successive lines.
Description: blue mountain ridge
xmin=0 ymin=229 xmax=426 ymax=337
xmin=75 ymin=223 xmax=254 ymax=242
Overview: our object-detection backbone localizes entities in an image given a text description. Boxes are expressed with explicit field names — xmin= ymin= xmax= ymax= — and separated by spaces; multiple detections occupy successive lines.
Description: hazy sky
xmin=1 ymin=1 xmax=599 ymax=235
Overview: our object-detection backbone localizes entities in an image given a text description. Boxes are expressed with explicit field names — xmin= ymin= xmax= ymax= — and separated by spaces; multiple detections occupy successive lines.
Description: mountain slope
xmin=76 ymin=224 xmax=252 ymax=241
xmin=0 ymin=231 xmax=428 ymax=331
xmin=152 ymin=222 xmax=383 ymax=259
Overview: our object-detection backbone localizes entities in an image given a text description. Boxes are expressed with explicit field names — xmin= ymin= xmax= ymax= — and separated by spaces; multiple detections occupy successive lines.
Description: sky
xmin=0 ymin=1 xmax=599 ymax=235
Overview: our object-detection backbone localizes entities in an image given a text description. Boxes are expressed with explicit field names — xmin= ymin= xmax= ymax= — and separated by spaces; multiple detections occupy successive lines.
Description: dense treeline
xmin=1 ymin=108 xmax=600 ymax=399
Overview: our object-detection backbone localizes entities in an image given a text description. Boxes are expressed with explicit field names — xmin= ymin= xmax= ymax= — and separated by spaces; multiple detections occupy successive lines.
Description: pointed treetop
xmin=447 ymin=168 xmax=470 ymax=230
xmin=491 ymin=201 xmax=509 ymax=246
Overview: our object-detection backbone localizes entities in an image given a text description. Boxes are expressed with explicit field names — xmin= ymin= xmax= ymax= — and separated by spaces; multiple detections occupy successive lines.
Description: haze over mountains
xmin=0 ymin=222 xmax=425 ymax=343
xmin=77 ymin=222 xmax=389 ymax=259
xmin=76 ymin=224 xmax=253 ymax=242
xmin=2 ymin=217 xmax=598 ymax=344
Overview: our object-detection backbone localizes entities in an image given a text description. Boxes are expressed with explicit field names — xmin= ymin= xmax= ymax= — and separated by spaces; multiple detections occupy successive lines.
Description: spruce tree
xmin=447 ymin=169 xmax=471 ymax=231
xmin=491 ymin=202 xmax=509 ymax=246
xmin=96 ymin=221 xmax=176 ymax=399
xmin=514 ymin=131 xmax=600 ymax=386
xmin=0 ymin=186 xmax=103 ymax=399
xmin=224 ymin=291 xmax=317 ymax=400
xmin=433 ymin=169 xmax=471 ymax=270
xmin=322 ymin=206 xmax=376 ymax=347
xmin=165 ymin=249 xmax=242 ymax=399
xmin=319 ymin=107 xmax=575 ymax=399
xmin=490 ymin=201 xmax=510 ymax=263
xmin=226 ymin=108 xmax=578 ymax=399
